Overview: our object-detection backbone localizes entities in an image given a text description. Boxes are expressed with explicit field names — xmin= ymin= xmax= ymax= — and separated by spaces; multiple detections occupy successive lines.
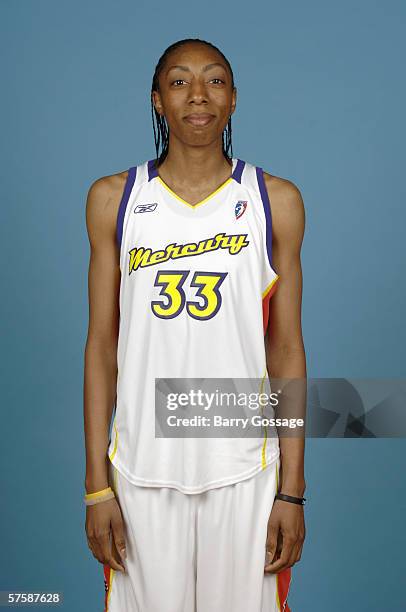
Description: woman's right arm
xmin=83 ymin=174 xmax=127 ymax=572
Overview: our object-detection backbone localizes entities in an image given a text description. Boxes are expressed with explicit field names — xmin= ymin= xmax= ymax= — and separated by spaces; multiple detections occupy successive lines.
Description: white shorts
xmin=103 ymin=458 xmax=292 ymax=612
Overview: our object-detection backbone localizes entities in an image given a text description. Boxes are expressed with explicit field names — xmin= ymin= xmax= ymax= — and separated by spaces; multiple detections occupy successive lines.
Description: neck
xmin=156 ymin=143 xmax=233 ymax=189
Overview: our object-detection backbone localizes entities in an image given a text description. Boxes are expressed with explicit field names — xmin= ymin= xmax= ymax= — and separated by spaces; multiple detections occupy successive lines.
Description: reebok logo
xmin=134 ymin=203 xmax=158 ymax=214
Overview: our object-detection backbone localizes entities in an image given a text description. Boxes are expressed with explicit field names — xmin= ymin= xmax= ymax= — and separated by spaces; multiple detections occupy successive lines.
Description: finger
xmin=111 ymin=535 xmax=126 ymax=573
xmin=275 ymin=529 xmax=283 ymax=557
xmin=107 ymin=527 xmax=127 ymax=574
xmin=292 ymin=528 xmax=305 ymax=564
xmin=265 ymin=528 xmax=283 ymax=567
xmin=86 ymin=537 xmax=98 ymax=558
xmin=287 ymin=540 xmax=302 ymax=568
xmin=265 ymin=534 xmax=295 ymax=574
xmin=87 ymin=533 xmax=105 ymax=564
xmin=99 ymin=531 xmax=125 ymax=573
xmin=111 ymin=515 xmax=127 ymax=561
xmin=106 ymin=554 xmax=126 ymax=573
xmin=294 ymin=538 xmax=305 ymax=563
xmin=265 ymin=526 xmax=279 ymax=566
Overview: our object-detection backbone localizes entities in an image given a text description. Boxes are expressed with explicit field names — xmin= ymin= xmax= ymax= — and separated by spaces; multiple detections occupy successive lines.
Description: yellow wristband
xmin=85 ymin=486 xmax=112 ymax=500
xmin=84 ymin=487 xmax=116 ymax=506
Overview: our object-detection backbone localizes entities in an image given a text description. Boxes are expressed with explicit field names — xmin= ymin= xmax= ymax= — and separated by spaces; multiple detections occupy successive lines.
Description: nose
xmin=188 ymin=78 xmax=208 ymax=103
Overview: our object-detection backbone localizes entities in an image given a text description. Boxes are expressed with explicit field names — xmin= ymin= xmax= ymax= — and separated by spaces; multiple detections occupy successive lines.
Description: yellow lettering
xmin=148 ymin=250 xmax=168 ymax=265
xmin=128 ymin=233 xmax=249 ymax=272
xmin=129 ymin=247 xmax=152 ymax=273
xmin=180 ymin=243 xmax=198 ymax=256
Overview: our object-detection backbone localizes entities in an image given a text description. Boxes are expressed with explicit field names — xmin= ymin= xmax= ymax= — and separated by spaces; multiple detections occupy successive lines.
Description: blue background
xmin=1 ymin=0 xmax=405 ymax=610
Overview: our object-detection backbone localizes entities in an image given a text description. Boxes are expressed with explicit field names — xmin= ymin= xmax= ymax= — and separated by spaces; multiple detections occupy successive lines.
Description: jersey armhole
xmin=255 ymin=165 xmax=277 ymax=273
xmin=255 ymin=166 xmax=280 ymax=334
xmin=116 ymin=166 xmax=137 ymax=249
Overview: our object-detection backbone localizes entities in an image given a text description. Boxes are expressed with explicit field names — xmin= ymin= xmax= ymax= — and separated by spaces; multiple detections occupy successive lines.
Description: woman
xmin=84 ymin=37 xmax=306 ymax=611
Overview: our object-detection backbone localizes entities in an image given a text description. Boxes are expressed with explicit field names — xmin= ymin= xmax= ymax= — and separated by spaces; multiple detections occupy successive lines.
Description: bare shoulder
xmin=85 ymin=169 xmax=129 ymax=245
xmin=263 ymin=171 xmax=305 ymax=243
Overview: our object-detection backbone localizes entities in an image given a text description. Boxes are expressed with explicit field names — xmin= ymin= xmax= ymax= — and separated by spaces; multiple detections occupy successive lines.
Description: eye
xmin=172 ymin=79 xmax=186 ymax=86
xmin=210 ymin=78 xmax=225 ymax=84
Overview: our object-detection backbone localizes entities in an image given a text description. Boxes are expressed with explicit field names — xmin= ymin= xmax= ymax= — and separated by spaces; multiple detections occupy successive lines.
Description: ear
xmin=152 ymin=90 xmax=164 ymax=117
xmin=230 ymin=87 xmax=237 ymax=116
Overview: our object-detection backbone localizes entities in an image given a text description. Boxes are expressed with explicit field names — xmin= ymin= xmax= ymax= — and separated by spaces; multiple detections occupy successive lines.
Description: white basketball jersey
xmin=108 ymin=157 xmax=280 ymax=493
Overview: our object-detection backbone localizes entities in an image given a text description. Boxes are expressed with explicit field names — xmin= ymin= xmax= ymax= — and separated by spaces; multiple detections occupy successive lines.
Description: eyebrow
xmin=165 ymin=62 xmax=227 ymax=75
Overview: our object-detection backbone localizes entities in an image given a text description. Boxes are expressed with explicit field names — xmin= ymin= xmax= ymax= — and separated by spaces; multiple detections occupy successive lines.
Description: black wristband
xmin=275 ymin=493 xmax=306 ymax=506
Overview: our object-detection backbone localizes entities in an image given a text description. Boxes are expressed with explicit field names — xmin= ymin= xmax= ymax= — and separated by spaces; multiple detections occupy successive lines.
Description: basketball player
xmin=84 ymin=38 xmax=306 ymax=611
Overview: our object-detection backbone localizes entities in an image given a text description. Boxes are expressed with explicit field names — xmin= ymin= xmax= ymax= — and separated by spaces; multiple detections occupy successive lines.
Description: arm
xmin=265 ymin=174 xmax=306 ymax=498
xmin=263 ymin=173 xmax=307 ymax=574
xmin=83 ymin=176 xmax=121 ymax=494
xmin=83 ymin=173 xmax=128 ymax=573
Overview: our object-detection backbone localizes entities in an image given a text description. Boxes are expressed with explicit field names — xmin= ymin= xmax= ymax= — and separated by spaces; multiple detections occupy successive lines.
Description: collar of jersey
xmin=147 ymin=158 xmax=245 ymax=210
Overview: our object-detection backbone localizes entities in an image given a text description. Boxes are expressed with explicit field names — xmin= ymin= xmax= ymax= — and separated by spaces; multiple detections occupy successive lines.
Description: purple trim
xmin=116 ymin=166 xmax=137 ymax=249
xmin=148 ymin=159 xmax=158 ymax=181
xmin=256 ymin=166 xmax=273 ymax=267
xmin=231 ymin=158 xmax=245 ymax=183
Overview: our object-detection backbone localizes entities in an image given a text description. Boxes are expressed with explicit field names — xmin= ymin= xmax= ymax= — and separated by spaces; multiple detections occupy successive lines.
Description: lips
xmin=184 ymin=113 xmax=215 ymax=127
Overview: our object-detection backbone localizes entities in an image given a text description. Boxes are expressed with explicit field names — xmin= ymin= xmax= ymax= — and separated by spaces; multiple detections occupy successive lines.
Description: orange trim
xmin=276 ymin=567 xmax=292 ymax=611
xmin=274 ymin=458 xmax=292 ymax=610
xmin=262 ymin=277 xmax=279 ymax=335
xmin=103 ymin=564 xmax=115 ymax=610
xmin=103 ymin=564 xmax=110 ymax=611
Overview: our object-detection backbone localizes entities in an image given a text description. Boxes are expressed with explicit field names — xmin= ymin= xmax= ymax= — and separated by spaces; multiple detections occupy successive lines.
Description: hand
xmin=264 ymin=498 xmax=305 ymax=574
xmin=85 ymin=497 xmax=127 ymax=573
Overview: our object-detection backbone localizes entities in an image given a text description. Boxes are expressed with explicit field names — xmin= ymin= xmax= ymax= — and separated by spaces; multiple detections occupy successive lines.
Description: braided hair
xmin=151 ymin=38 xmax=235 ymax=167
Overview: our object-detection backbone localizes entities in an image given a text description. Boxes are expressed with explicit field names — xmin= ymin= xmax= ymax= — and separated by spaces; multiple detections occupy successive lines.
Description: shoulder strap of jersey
xmin=240 ymin=161 xmax=275 ymax=270
xmin=116 ymin=159 xmax=157 ymax=249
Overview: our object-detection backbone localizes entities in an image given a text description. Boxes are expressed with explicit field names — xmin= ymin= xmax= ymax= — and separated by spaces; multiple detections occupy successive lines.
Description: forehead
xmin=163 ymin=43 xmax=228 ymax=74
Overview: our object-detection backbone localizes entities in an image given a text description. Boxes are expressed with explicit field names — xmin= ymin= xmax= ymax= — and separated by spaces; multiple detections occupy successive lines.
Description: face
xmin=152 ymin=43 xmax=237 ymax=148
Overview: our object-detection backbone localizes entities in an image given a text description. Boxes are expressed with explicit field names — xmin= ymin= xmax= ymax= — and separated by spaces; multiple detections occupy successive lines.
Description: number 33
xmin=151 ymin=270 xmax=228 ymax=321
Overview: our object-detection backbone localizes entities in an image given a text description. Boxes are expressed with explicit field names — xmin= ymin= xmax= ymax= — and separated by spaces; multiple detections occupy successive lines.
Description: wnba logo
xmin=234 ymin=200 xmax=247 ymax=219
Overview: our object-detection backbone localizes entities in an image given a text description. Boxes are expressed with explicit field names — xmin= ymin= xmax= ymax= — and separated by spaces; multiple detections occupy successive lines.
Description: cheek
xmin=161 ymin=90 xmax=186 ymax=114
xmin=209 ymin=92 xmax=231 ymax=113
